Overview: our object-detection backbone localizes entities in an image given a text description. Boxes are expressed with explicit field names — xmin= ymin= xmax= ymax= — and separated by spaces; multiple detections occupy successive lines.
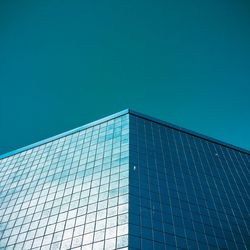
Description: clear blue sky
xmin=1 ymin=0 xmax=250 ymax=155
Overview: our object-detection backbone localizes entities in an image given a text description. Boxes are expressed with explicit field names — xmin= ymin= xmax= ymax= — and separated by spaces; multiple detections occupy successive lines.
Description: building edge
xmin=128 ymin=109 xmax=250 ymax=155
xmin=0 ymin=109 xmax=129 ymax=160
xmin=1 ymin=108 xmax=249 ymax=160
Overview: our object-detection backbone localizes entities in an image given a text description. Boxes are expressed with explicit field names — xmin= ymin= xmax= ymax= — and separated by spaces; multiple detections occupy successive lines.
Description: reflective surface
xmin=129 ymin=114 xmax=250 ymax=249
xmin=0 ymin=111 xmax=249 ymax=250
xmin=0 ymin=114 xmax=129 ymax=250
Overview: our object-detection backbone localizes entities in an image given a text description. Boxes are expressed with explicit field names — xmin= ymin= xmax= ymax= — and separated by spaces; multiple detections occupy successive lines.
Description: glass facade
xmin=129 ymin=113 xmax=250 ymax=250
xmin=0 ymin=109 xmax=249 ymax=249
xmin=0 ymin=113 xmax=129 ymax=250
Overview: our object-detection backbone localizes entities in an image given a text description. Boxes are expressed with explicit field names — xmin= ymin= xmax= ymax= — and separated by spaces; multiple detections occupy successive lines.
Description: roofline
xmin=128 ymin=109 xmax=250 ymax=155
xmin=0 ymin=109 xmax=129 ymax=159
xmin=1 ymin=108 xmax=249 ymax=159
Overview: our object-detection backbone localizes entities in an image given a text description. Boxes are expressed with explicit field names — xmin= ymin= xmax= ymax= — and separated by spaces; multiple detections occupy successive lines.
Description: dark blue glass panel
xmin=129 ymin=114 xmax=250 ymax=250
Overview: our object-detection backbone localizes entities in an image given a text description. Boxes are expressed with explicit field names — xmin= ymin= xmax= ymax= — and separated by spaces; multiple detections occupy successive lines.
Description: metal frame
xmin=0 ymin=109 xmax=129 ymax=159
xmin=1 ymin=109 xmax=249 ymax=159
xmin=129 ymin=109 xmax=250 ymax=155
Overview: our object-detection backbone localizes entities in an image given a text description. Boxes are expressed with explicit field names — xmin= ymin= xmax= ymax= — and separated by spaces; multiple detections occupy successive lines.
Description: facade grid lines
xmin=0 ymin=110 xmax=249 ymax=250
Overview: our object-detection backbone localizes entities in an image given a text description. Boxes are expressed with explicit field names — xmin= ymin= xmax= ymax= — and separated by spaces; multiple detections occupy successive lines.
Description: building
xmin=0 ymin=109 xmax=249 ymax=250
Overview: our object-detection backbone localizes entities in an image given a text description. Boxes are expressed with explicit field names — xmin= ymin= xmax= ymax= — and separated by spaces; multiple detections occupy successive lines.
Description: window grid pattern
xmin=129 ymin=115 xmax=250 ymax=250
xmin=0 ymin=114 xmax=129 ymax=250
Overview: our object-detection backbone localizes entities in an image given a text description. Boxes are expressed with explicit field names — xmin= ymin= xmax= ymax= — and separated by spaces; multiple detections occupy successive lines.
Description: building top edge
xmin=128 ymin=109 xmax=250 ymax=155
xmin=0 ymin=109 xmax=129 ymax=160
xmin=1 ymin=108 xmax=249 ymax=159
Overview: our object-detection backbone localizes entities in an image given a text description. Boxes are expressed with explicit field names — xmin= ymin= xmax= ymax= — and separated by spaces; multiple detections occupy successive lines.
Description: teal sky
xmin=1 ymin=0 xmax=250 ymax=155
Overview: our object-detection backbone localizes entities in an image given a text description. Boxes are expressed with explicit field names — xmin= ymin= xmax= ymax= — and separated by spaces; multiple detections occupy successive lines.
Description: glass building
xmin=0 ymin=109 xmax=249 ymax=250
